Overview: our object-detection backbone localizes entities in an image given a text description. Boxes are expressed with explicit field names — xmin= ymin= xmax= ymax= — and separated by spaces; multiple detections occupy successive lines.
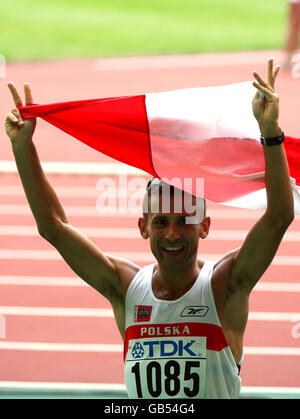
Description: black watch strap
xmin=260 ymin=131 xmax=285 ymax=146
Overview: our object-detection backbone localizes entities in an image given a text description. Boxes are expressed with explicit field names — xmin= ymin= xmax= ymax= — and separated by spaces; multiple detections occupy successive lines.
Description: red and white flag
xmin=18 ymin=81 xmax=300 ymax=212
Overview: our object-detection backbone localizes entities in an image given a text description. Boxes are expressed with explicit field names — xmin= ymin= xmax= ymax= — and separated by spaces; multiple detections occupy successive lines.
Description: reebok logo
xmin=180 ymin=306 xmax=209 ymax=317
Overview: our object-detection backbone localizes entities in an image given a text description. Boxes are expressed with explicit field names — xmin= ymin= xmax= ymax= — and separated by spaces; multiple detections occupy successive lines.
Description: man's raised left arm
xmin=228 ymin=59 xmax=294 ymax=294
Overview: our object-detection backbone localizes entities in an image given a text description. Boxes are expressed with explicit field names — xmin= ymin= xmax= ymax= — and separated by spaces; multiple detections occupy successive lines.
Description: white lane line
xmin=0 ymin=341 xmax=298 ymax=356
xmin=1 ymin=185 xmax=146 ymax=197
xmin=0 ymin=381 xmax=127 ymax=391
xmin=0 ymin=249 xmax=299 ymax=266
xmin=243 ymin=347 xmax=300 ymax=356
xmin=0 ymin=276 xmax=299 ymax=292
xmin=93 ymin=50 xmax=282 ymax=71
xmin=0 ymin=276 xmax=88 ymax=287
xmin=248 ymin=312 xmax=300 ymax=321
xmin=0 ymin=185 xmax=100 ymax=198
xmin=0 ymin=342 xmax=122 ymax=352
xmin=0 ymin=161 xmax=147 ymax=176
xmin=0 ymin=204 xmax=267 ymax=219
xmin=1 ymin=226 xmax=300 ymax=241
xmin=0 ymin=306 xmax=299 ymax=321
xmin=254 ymin=282 xmax=300 ymax=292
xmin=0 ymin=249 xmax=156 ymax=261
xmin=0 ymin=306 xmax=114 ymax=317
xmin=209 ymin=230 xmax=300 ymax=241
xmin=0 ymin=226 xmax=140 ymax=238
xmin=241 ymin=386 xmax=300 ymax=395
xmin=0 ymin=204 xmax=104 ymax=217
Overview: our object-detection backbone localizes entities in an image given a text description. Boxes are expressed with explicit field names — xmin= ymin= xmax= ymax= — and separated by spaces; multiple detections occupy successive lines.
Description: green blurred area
xmin=0 ymin=0 xmax=287 ymax=61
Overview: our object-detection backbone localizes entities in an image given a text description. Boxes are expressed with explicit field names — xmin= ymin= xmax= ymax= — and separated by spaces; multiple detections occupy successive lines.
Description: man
xmin=5 ymin=59 xmax=294 ymax=398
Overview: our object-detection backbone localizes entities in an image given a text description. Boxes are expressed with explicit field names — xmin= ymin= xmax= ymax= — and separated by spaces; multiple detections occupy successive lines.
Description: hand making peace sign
xmin=252 ymin=58 xmax=282 ymax=138
xmin=5 ymin=82 xmax=36 ymax=143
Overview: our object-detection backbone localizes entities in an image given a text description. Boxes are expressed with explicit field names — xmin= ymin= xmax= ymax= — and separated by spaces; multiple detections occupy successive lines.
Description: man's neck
xmin=152 ymin=260 xmax=204 ymax=300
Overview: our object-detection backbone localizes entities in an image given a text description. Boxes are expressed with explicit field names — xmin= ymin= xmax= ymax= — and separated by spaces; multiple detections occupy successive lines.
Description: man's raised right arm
xmin=5 ymin=82 xmax=138 ymax=302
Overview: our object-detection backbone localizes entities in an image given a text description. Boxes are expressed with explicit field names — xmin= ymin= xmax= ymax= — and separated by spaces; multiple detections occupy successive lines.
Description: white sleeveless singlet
xmin=123 ymin=261 xmax=242 ymax=399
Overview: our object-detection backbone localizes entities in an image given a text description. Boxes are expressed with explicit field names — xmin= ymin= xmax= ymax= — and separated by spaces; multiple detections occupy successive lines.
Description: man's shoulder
xmin=106 ymin=254 xmax=143 ymax=294
xmin=107 ymin=254 xmax=141 ymax=277
xmin=213 ymin=248 xmax=240 ymax=272
xmin=210 ymin=248 xmax=241 ymax=291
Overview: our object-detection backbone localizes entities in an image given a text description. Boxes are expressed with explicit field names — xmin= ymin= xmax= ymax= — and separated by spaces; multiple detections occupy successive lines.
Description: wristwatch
xmin=260 ymin=131 xmax=285 ymax=146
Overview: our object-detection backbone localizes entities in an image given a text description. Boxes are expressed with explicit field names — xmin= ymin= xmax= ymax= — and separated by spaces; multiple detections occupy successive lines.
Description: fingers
xmin=24 ymin=83 xmax=34 ymax=105
xmin=6 ymin=112 xmax=19 ymax=124
xmin=254 ymin=58 xmax=280 ymax=91
xmin=273 ymin=64 xmax=280 ymax=82
xmin=253 ymin=58 xmax=280 ymax=101
xmin=6 ymin=109 xmax=24 ymax=126
xmin=252 ymin=80 xmax=278 ymax=102
xmin=267 ymin=58 xmax=274 ymax=86
xmin=267 ymin=58 xmax=280 ymax=87
xmin=8 ymin=81 xmax=34 ymax=107
xmin=8 ymin=82 xmax=23 ymax=107
xmin=252 ymin=72 xmax=272 ymax=102
xmin=12 ymin=108 xmax=25 ymax=125
xmin=253 ymin=71 xmax=270 ymax=90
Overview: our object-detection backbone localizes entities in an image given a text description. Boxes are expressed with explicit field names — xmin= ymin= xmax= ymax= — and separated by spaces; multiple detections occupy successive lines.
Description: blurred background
xmin=0 ymin=0 xmax=300 ymax=399
xmin=0 ymin=0 xmax=288 ymax=60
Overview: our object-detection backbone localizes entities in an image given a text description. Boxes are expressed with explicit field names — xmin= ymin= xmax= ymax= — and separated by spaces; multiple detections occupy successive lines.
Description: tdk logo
xmin=131 ymin=340 xmax=197 ymax=358
xmin=131 ymin=342 xmax=145 ymax=359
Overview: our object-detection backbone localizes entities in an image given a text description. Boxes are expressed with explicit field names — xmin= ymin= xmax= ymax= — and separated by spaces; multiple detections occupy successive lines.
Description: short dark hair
xmin=142 ymin=178 xmax=206 ymax=222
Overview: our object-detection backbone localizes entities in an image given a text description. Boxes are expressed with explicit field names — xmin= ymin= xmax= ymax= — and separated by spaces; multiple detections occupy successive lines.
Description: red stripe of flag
xmin=19 ymin=96 xmax=157 ymax=178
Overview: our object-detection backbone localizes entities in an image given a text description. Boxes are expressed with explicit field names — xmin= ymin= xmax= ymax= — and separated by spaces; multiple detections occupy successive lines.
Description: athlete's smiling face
xmin=138 ymin=191 xmax=210 ymax=270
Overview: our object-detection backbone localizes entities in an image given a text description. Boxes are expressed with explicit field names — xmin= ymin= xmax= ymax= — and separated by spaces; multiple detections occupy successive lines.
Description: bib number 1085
xmin=131 ymin=359 xmax=204 ymax=398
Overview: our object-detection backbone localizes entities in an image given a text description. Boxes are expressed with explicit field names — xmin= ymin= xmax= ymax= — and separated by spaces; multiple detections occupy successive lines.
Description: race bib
xmin=125 ymin=336 xmax=207 ymax=398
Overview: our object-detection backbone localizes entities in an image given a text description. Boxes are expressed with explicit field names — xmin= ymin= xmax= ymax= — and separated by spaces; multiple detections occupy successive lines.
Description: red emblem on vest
xmin=134 ymin=305 xmax=152 ymax=322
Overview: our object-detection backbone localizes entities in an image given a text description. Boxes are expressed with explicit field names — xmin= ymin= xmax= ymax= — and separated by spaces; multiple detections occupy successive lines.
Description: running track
xmin=0 ymin=50 xmax=300 ymax=396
